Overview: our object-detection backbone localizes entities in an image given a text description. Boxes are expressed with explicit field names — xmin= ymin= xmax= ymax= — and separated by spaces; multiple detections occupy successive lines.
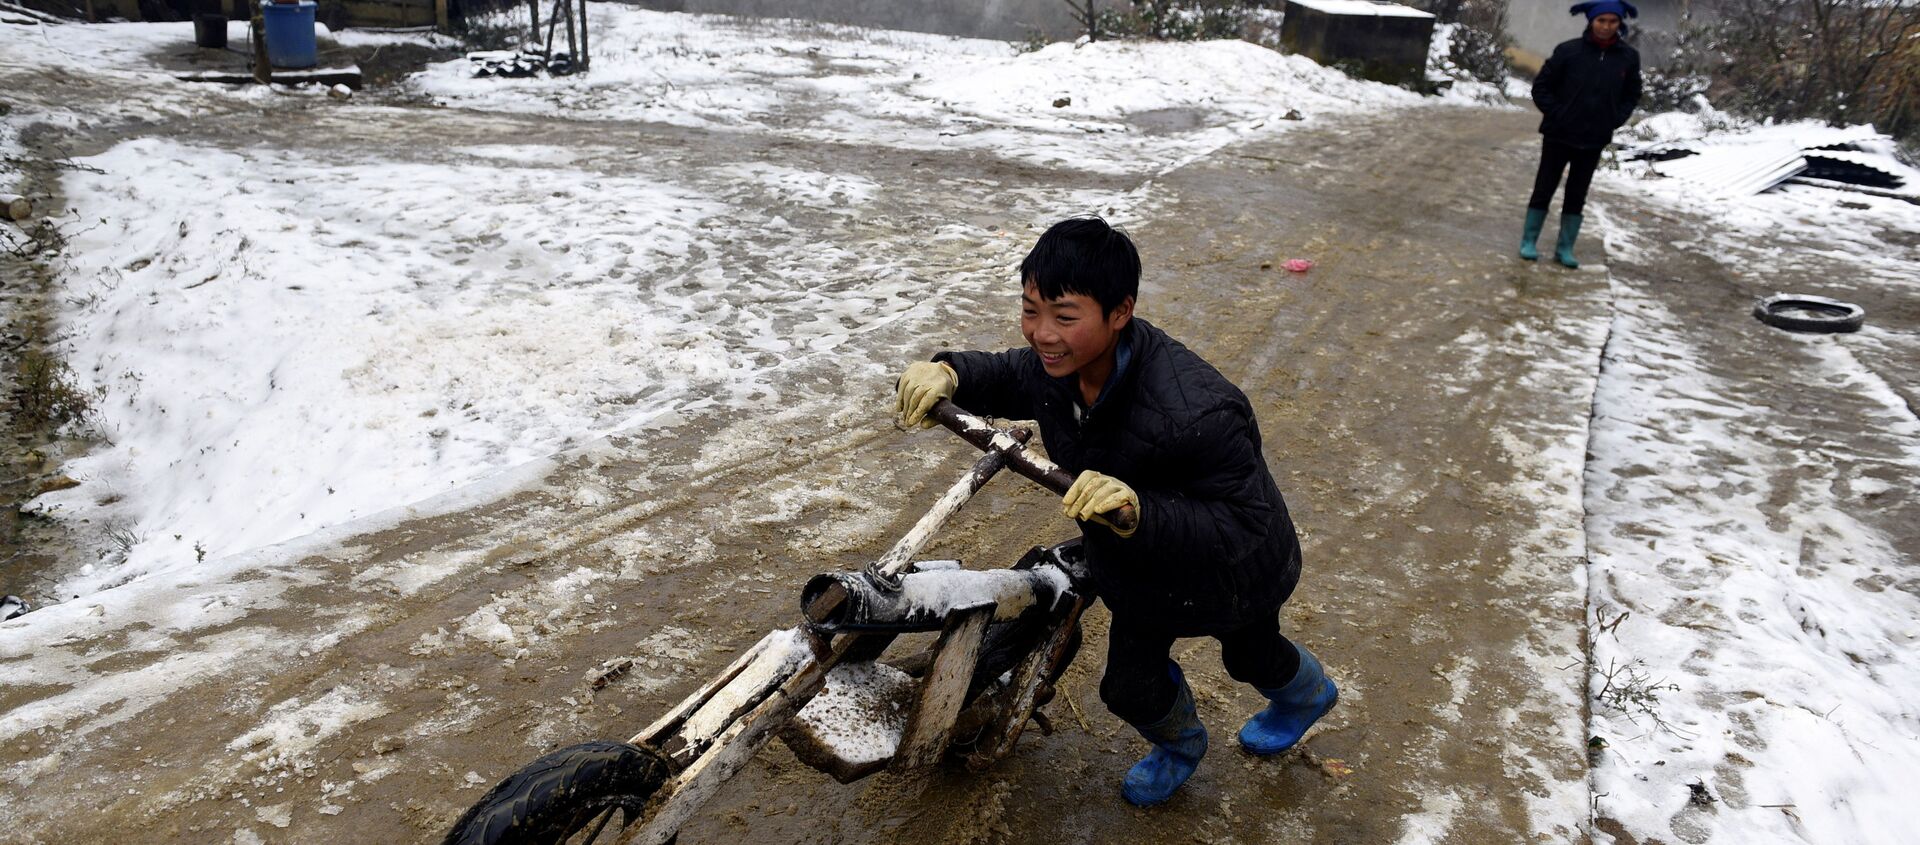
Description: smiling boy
xmin=892 ymin=217 xmax=1337 ymax=806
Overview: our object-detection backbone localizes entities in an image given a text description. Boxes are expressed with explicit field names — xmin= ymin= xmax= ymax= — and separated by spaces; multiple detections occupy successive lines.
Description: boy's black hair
xmin=1020 ymin=216 xmax=1140 ymax=316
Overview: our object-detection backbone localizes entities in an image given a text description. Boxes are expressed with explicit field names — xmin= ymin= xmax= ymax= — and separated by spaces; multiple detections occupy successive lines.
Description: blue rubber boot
xmin=1553 ymin=213 xmax=1583 ymax=268
xmin=1121 ymin=663 xmax=1207 ymax=807
xmin=1518 ymin=207 xmax=1547 ymax=261
xmin=1238 ymin=644 xmax=1337 ymax=755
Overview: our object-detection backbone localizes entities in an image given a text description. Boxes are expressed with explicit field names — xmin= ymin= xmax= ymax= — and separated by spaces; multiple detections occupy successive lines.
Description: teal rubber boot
xmin=1237 ymin=644 xmax=1337 ymax=755
xmin=1121 ymin=663 xmax=1208 ymax=807
xmin=1518 ymin=207 xmax=1547 ymax=261
xmin=1554 ymin=213 xmax=1583 ymax=268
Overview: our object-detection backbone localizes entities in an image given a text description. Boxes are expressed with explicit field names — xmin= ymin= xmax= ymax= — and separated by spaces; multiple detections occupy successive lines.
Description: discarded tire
xmin=1753 ymin=293 xmax=1865 ymax=334
xmin=442 ymin=740 xmax=673 ymax=845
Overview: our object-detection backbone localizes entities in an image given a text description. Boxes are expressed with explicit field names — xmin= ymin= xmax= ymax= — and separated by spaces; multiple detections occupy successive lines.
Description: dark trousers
xmin=1528 ymin=138 xmax=1604 ymax=216
xmin=1100 ymin=612 xmax=1300 ymax=725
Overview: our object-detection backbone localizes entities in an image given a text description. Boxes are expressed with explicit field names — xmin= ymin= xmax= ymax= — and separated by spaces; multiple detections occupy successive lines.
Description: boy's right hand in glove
xmin=894 ymin=361 xmax=958 ymax=429
xmin=1064 ymin=470 xmax=1139 ymax=538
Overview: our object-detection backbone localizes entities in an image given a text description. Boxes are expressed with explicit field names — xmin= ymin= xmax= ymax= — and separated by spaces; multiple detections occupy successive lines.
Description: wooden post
xmin=634 ymin=631 xmax=780 ymax=748
xmin=561 ymin=0 xmax=576 ymax=62
xmin=626 ymin=630 xmax=866 ymax=845
xmin=433 ymin=0 xmax=447 ymax=32
xmin=575 ymin=0 xmax=587 ymax=70
xmin=527 ymin=0 xmax=538 ymax=48
xmin=892 ymin=605 xmax=993 ymax=770
xmin=251 ymin=12 xmax=271 ymax=83
xmin=542 ymin=0 xmax=563 ymax=61
xmin=966 ymin=595 xmax=1087 ymax=770
xmin=865 ymin=438 xmax=1019 ymax=586
xmin=799 ymin=445 xmax=1013 ymax=642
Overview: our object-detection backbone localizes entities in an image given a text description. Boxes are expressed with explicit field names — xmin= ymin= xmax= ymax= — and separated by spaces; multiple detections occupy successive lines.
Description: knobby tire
xmin=442 ymin=740 xmax=674 ymax=845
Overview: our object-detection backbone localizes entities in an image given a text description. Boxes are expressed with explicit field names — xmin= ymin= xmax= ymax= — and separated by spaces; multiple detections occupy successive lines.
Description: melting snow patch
xmin=34 ymin=138 xmax=727 ymax=599
xmin=227 ymin=686 xmax=389 ymax=772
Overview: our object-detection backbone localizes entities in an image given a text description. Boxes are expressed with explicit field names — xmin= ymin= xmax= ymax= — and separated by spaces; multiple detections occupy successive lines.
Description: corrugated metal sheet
xmin=1651 ymin=142 xmax=1808 ymax=197
xmin=1623 ymin=121 xmax=1915 ymax=199
xmin=1802 ymin=148 xmax=1919 ymax=187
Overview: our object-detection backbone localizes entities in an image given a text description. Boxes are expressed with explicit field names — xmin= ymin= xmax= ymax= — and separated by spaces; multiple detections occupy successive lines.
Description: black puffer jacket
xmin=1532 ymin=34 xmax=1642 ymax=149
xmin=934 ymin=319 xmax=1300 ymax=635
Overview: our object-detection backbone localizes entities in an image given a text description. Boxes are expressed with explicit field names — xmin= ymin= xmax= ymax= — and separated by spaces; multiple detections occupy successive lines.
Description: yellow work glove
xmin=894 ymin=361 xmax=958 ymax=429
xmin=1062 ymin=470 xmax=1138 ymax=538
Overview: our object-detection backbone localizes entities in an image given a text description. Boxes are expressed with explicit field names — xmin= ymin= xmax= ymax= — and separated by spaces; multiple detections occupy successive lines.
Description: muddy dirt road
xmin=656 ymin=107 xmax=1615 ymax=845
xmin=3 ymin=96 xmax=1612 ymax=843
xmin=0 ymin=31 xmax=1638 ymax=840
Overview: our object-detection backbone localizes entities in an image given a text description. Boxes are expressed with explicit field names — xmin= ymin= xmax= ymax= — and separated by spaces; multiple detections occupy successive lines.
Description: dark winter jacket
xmin=1532 ymin=34 xmax=1642 ymax=149
xmin=934 ymin=318 xmax=1300 ymax=635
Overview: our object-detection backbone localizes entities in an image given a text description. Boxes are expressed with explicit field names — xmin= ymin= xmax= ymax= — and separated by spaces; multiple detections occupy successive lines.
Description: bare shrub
xmin=456 ymin=5 xmax=531 ymax=51
xmin=1690 ymin=0 xmax=1920 ymax=141
xmin=1638 ymin=20 xmax=1713 ymax=113
xmin=1595 ymin=657 xmax=1695 ymax=738
xmin=1415 ymin=0 xmax=1512 ymax=84
xmin=11 ymin=347 xmax=101 ymax=432
xmin=1093 ymin=0 xmax=1278 ymax=42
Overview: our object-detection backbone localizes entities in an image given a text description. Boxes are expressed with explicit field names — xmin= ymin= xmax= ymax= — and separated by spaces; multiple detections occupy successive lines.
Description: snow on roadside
xmin=31 ymin=133 xmax=1113 ymax=602
xmin=408 ymin=6 xmax=1422 ymax=175
xmin=1426 ymin=271 xmax=1613 ymax=843
xmin=31 ymin=140 xmax=731 ymax=597
xmin=1614 ymin=111 xmax=1920 ymax=289
xmin=1585 ymin=229 xmax=1920 ymax=844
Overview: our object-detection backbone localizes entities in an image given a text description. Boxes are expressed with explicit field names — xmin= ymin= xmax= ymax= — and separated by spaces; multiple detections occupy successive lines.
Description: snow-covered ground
xmin=409 ymin=6 xmax=1424 ymax=176
xmin=1582 ymin=278 xmax=1920 ymax=845
xmin=1618 ymin=110 xmax=1920 ymax=288
xmin=1587 ymin=111 xmax=1920 ymax=844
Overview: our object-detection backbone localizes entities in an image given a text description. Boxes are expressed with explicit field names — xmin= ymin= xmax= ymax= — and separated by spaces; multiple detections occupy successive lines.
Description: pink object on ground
xmin=1283 ymin=258 xmax=1314 ymax=273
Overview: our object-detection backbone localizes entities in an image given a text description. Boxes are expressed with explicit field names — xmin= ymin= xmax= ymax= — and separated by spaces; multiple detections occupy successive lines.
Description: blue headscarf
xmin=1569 ymin=1 xmax=1638 ymax=20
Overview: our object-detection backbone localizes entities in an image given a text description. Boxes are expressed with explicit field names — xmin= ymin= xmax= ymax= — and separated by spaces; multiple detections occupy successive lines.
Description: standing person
xmin=892 ymin=217 xmax=1337 ymax=807
xmin=1521 ymin=1 xmax=1643 ymax=268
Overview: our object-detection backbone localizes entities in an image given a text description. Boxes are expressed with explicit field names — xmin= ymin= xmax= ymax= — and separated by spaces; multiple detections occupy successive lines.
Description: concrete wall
xmin=624 ymin=0 xmax=1128 ymax=42
xmin=1281 ymin=4 xmax=1434 ymax=87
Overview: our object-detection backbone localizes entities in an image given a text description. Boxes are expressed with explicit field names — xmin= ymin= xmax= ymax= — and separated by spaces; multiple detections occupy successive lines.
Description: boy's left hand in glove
xmin=1063 ymin=470 xmax=1138 ymax=537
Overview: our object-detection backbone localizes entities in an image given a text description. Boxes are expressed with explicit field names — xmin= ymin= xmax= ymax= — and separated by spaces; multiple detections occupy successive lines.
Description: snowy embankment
xmin=1586 ymin=115 xmax=1920 ymax=844
xmin=1585 ymin=287 xmax=1920 ymax=845
xmin=409 ymin=6 xmax=1421 ymax=176
xmin=1619 ymin=110 xmax=1920 ymax=290
xmin=11 ymin=10 xmax=1431 ymax=610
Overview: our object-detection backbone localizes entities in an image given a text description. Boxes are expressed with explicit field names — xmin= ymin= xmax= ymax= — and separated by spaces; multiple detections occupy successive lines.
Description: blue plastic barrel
xmin=260 ymin=1 xmax=318 ymax=69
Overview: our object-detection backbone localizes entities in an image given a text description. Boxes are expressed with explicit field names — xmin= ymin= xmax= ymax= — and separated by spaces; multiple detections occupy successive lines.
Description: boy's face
xmin=1591 ymin=13 xmax=1621 ymax=39
xmin=1021 ymin=281 xmax=1134 ymax=381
